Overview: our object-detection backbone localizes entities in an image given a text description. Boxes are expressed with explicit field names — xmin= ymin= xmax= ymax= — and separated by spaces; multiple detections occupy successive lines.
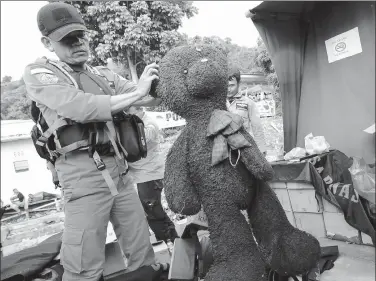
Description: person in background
xmin=0 ymin=200 xmax=6 ymax=257
xmin=127 ymin=106 xmax=179 ymax=243
xmin=227 ymin=68 xmax=267 ymax=154
xmin=10 ymin=188 xmax=25 ymax=213
xmin=0 ymin=200 xmax=10 ymax=220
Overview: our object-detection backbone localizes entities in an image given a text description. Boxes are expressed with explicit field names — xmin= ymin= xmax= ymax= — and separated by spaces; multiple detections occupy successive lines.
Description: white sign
xmin=145 ymin=111 xmax=186 ymax=129
xmin=364 ymin=123 xmax=375 ymax=134
xmin=325 ymin=27 xmax=362 ymax=63
xmin=255 ymin=99 xmax=276 ymax=118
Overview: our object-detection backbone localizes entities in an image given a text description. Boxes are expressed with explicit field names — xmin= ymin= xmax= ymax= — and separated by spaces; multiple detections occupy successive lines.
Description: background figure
xmin=10 ymin=188 xmax=25 ymax=213
xmin=227 ymin=68 xmax=267 ymax=154
xmin=128 ymin=106 xmax=179 ymax=243
xmin=1 ymin=200 xmax=10 ymax=220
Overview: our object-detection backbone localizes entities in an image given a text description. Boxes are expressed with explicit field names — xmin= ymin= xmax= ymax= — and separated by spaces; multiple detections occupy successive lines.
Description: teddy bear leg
xmin=202 ymin=201 xmax=268 ymax=281
xmin=248 ymin=181 xmax=321 ymax=276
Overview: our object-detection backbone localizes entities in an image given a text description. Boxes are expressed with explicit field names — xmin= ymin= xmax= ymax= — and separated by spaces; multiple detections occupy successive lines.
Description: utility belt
xmin=36 ymin=119 xmax=128 ymax=197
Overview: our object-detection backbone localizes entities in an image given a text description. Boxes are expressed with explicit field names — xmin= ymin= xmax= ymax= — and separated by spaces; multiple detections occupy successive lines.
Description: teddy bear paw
xmin=261 ymin=228 xmax=321 ymax=276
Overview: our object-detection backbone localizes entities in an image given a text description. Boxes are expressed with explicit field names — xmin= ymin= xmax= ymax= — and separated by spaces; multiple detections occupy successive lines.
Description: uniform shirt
xmin=128 ymin=112 xmax=165 ymax=184
xmin=226 ymin=92 xmax=267 ymax=153
xmin=23 ymin=61 xmax=137 ymax=136
xmin=23 ymin=61 xmax=138 ymax=148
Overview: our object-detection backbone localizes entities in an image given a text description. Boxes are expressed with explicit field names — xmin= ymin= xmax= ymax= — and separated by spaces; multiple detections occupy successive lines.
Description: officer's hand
xmin=138 ymin=63 xmax=159 ymax=97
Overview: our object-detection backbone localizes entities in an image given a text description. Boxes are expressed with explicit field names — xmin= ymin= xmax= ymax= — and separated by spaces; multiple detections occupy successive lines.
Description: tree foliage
xmin=253 ymin=38 xmax=279 ymax=90
xmin=1 ymin=79 xmax=31 ymax=120
xmin=2 ymin=76 xmax=12 ymax=84
xmin=64 ymin=1 xmax=198 ymax=83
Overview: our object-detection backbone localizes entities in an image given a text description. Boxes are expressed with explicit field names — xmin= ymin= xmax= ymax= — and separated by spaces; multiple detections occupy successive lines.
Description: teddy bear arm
xmin=163 ymin=135 xmax=201 ymax=216
xmin=239 ymin=128 xmax=274 ymax=181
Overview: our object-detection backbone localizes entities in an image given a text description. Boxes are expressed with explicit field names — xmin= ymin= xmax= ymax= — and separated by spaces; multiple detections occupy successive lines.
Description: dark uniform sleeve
xmin=23 ymin=63 xmax=113 ymax=123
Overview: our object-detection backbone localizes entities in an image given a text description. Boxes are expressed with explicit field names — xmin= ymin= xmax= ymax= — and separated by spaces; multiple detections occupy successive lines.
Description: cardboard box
xmin=323 ymin=212 xmax=359 ymax=240
xmin=175 ymin=210 xmax=209 ymax=237
xmin=294 ymin=212 xmax=326 ymax=238
xmin=288 ymin=189 xmax=323 ymax=213
xmin=273 ymin=189 xmax=292 ymax=211
xmin=153 ymin=241 xmax=171 ymax=264
xmin=168 ymin=238 xmax=196 ymax=280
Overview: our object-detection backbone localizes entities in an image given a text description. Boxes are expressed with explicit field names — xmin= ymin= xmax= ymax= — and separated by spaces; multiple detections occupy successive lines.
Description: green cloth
xmin=207 ymin=109 xmax=251 ymax=166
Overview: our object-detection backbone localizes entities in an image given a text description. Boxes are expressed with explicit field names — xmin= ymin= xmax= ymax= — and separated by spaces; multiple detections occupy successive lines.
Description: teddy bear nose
xmin=186 ymin=59 xmax=226 ymax=97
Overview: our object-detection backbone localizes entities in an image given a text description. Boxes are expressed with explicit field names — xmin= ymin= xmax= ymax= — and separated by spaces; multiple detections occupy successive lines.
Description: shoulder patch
xmin=30 ymin=68 xmax=54 ymax=75
xmin=33 ymin=73 xmax=59 ymax=84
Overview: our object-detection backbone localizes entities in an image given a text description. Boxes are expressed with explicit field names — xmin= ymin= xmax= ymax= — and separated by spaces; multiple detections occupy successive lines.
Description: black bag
xmin=30 ymin=101 xmax=57 ymax=164
xmin=75 ymin=70 xmax=148 ymax=162
xmin=113 ymin=112 xmax=148 ymax=162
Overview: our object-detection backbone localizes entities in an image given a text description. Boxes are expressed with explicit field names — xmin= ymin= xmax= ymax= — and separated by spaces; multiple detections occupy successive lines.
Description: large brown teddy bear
xmin=155 ymin=44 xmax=320 ymax=281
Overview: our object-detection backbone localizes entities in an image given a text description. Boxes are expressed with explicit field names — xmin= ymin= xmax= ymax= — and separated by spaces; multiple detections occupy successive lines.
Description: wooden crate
xmin=322 ymin=198 xmax=342 ymax=213
xmin=288 ymin=189 xmax=323 ymax=213
xmin=286 ymin=182 xmax=316 ymax=190
xmin=323 ymin=212 xmax=359 ymax=240
xmin=269 ymin=182 xmax=287 ymax=189
xmin=273 ymin=189 xmax=293 ymax=211
xmin=294 ymin=212 xmax=326 ymax=238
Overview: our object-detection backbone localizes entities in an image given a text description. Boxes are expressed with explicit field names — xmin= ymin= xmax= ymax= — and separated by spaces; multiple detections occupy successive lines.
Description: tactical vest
xmin=31 ymin=58 xmax=117 ymax=156
xmin=29 ymin=58 xmax=130 ymax=196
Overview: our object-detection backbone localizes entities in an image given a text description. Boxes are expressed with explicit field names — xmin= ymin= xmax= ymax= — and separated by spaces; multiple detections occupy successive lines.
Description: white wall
xmin=1 ymin=138 xmax=59 ymax=204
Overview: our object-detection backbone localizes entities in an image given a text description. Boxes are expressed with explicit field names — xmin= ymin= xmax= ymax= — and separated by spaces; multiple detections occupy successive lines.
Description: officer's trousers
xmin=137 ymin=179 xmax=178 ymax=243
xmin=56 ymin=152 xmax=155 ymax=281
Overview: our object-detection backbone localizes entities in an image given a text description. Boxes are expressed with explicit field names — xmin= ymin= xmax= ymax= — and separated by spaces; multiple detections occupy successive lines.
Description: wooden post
xmin=55 ymin=198 xmax=61 ymax=212
xmin=24 ymin=200 xmax=29 ymax=220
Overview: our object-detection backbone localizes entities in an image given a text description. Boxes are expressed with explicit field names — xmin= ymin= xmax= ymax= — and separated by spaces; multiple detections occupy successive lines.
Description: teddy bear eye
xmin=183 ymin=69 xmax=188 ymax=74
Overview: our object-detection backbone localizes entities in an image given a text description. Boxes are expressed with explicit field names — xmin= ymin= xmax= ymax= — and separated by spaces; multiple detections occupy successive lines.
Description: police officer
xmin=23 ymin=3 xmax=160 ymax=281
xmin=227 ymin=69 xmax=267 ymax=154
xmin=127 ymin=106 xmax=178 ymax=243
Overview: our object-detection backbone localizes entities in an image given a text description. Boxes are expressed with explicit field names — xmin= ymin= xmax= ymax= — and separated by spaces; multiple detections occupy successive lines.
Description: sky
xmin=1 ymin=1 xmax=262 ymax=80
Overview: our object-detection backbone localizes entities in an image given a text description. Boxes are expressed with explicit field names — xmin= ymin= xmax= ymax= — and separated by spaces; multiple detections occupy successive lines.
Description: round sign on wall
xmin=335 ymin=42 xmax=347 ymax=52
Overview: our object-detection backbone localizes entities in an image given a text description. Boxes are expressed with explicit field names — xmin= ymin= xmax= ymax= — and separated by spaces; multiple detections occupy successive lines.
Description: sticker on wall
xmin=325 ymin=27 xmax=363 ymax=63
